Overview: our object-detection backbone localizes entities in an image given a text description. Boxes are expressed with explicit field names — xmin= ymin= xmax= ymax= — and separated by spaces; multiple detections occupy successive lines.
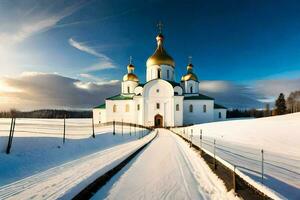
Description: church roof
xmin=94 ymin=103 xmax=106 ymax=109
xmin=184 ymin=94 xmax=214 ymax=100
xmin=106 ymin=94 xmax=134 ymax=100
xmin=214 ymin=103 xmax=227 ymax=109
xmin=139 ymin=80 xmax=181 ymax=88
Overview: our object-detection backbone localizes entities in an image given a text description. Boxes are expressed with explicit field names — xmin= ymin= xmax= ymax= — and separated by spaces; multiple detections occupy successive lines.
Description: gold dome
xmin=146 ymin=34 xmax=175 ymax=68
xmin=181 ymin=72 xmax=198 ymax=82
xmin=123 ymin=73 xmax=139 ymax=82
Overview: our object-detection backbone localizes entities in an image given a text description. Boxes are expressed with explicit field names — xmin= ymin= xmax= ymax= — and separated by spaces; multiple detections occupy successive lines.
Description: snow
xmin=93 ymin=129 xmax=238 ymax=200
xmin=171 ymin=113 xmax=300 ymax=199
xmin=0 ymin=128 xmax=155 ymax=199
xmin=0 ymin=118 xmax=149 ymax=187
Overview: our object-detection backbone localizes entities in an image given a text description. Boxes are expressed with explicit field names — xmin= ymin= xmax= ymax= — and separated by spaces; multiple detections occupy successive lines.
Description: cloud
xmin=199 ymin=81 xmax=264 ymax=109
xmin=0 ymin=1 xmax=87 ymax=46
xmin=199 ymin=78 xmax=300 ymax=109
xmin=68 ymin=38 xmax=117 ymax=72
xmin=0 ymin=72 xmax=120 ymax=111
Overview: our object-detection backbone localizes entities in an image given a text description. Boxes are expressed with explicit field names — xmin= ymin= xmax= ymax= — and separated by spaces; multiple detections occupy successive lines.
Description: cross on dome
xmin=157 ymin=21 xmax=163 ymax=34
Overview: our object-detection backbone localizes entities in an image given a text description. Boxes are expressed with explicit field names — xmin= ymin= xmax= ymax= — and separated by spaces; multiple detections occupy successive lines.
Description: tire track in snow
xmin=95 ymin=129 xmax=238 ymax=200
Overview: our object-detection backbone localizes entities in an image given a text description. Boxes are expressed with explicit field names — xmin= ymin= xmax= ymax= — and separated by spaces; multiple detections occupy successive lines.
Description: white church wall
xmin=134 ymin=86 xmax=143 ymax=95
xmin=143 ymin=79 xmax=175 ymax=126
xmin=121 ymin=81 xmax=138 ymax=94
xmin=105 ymin=100 xmax=137 ymax=123
xmin=174 ymin=86 xmax=183 ymax=95
xmin=173 ymin=96 xmax=184 ymax=126
xmin=93 ymin=109 xmax=106 ymax=124
xmin=183 ymin=100 xmax=214 ymax=125
xmin=146 ymin=65 xmax=174 ymax=82
xmin=134 ymin=96 xmax=144 ymax=125
xmin=181 ymin=80 xmax=199 ymax=94
xmin=214 ymin=109 xmax=227 ymax=121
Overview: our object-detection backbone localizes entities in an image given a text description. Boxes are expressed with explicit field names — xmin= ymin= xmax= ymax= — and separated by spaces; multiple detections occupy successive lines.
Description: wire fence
xmin=170 ymin=127 xmax=300 ymax=199
xmin=0 ymin=118 xmax=153 ymax=154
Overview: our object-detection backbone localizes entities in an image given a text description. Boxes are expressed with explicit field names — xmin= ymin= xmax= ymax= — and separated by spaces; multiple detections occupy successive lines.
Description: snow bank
xmin=171 ymin=113 xmax=300 ymax=199
xmin=0 ymin=118 xmax=148 ymax=187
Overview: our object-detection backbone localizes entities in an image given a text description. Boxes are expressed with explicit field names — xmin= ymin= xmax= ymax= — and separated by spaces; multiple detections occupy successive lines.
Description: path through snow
xmin=94 ymin=129 xmax=237 ymax=200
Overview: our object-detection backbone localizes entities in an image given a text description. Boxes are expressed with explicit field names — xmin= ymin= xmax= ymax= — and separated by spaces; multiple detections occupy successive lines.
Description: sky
xmin=0 ymin=0 xmax=300 ymax=111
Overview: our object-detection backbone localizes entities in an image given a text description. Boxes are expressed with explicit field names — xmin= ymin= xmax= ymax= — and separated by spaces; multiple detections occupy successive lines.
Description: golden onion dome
xmin=181 ymin=72 xmax=198 ymax=81
xmin=123 ymin=73 xmax=139 ymax=82
xmin=146 ymin=34 xmax=175 ymax=68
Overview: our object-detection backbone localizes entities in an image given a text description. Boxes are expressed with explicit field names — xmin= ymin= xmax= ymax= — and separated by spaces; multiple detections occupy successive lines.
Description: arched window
xmin=125 ymin=104 xmax=130 ymax=112
xmin=167 ymin=70 xmax=169 ymax=79
xmin=157 ymin=69 xmax=161 ymax=78
xmin=190 ymin=86 xmax=193 ymax=93
xmin=176 ymin=104 xmax=180 ymax=111
xmin=127 ymin=86 xmax=130 ymax=93
xmin=189 ymin=104 xmax=193 ymax=112
xmin=137 ymin=104 xmax=140 ymax=111
xmin=219 ymin=112 xmax=222 ymax=118
xmin=113 ymin=104 xmax=117 ymax=112
xmin=203 ymin=105 xmax=207 ymax=113
xmin=156 ymin=103 xmax=160 ymax=109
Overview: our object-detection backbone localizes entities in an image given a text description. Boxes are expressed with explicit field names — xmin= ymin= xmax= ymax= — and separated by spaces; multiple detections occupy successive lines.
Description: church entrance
xmin=154 ymin=114 xmax=163 ymax=127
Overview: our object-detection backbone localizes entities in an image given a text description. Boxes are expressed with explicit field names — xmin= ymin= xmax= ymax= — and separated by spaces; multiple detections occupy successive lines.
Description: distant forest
xmin=0 ymin=109 xmax=92 ymax=118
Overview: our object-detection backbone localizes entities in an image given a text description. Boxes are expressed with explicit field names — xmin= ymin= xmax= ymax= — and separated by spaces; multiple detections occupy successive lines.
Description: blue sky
xmin=0 ymin=0 xmax=300 ymax=110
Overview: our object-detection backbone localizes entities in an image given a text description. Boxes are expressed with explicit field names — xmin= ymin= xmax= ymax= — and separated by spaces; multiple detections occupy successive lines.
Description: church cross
xmin=157 ymin=21 xmax=163 ymax=34
xmin=188 ymin=56 xmax=192 ymax=64
xmin=129 ymin=56 xmax=133 ymax=64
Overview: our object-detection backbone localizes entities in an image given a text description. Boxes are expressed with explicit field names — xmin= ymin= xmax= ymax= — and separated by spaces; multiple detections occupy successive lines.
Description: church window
xmin=127 ymin=86 xmax=130 ymax=93
xmin=156 ymin=89 xmax=159 ymax=93
xmin=158 ymin=69 xmax=161 ymax=78
xmin=156 ymin=103 xmax=160 ymax=109
xmin=190 ymin=86 xmax=193 ymax=93
xmin=176 ymin=104 xmax=180 ymax=111
xmin=167 ymin=70 xmax=169 ymax=79
xmin=125 ymin=104 xmax=130 ymax=112
xmin=137 ymin=104 xmax=140 ymax=111
xmin=189 ymin=104 xmax=193 ymax=112
xmin=113 ymin=104 xmax=117 ymax=112
xmin=203 ymin=105 xmax=207 ymax=113
xmin=219 ymin=112 xmax=222 ymax=118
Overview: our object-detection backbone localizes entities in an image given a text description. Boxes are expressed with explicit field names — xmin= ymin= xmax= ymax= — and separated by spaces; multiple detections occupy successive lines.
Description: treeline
xmin=0 ymin=109 xmax=92 ymax=118
xmin=228 ymin=90 xmax=300 ymax=118
xmin=227 ymin=109 xmax=264 ymax=118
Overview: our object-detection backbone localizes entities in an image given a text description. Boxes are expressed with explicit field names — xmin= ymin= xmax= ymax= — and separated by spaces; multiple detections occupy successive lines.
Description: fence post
xmin=261 ymin=149 xmax=264 ymax=185
xmin=134 ymin=124 xmax=136 ymax=137
xmin=92 ymin=114 xmax=95 ymax=138
xmin=121 ymin=119 xmax=123 ymax=136
xmin=213 ymin=139 xmax=217 ymax=170
xmin=63 ymin=114 xmax=66 ymax=144
xmin=113 ymin=120 xmax=115 ymax=135
xmin=6 ymin=117 xmax=16 ymax=154
xmin=190 ymin=129 xmax=193 ymax=148
xmin=232 ymin=165 xmax=236 ymax=192
xmin=200 ymin=129 xmax=203 ymax=155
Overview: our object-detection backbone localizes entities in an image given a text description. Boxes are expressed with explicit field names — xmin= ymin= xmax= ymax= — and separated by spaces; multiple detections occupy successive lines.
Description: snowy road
xmin=94 ymin=129 xmax=236 ymax=200
xmin=0 ymin=132 xmax=155 ymax=200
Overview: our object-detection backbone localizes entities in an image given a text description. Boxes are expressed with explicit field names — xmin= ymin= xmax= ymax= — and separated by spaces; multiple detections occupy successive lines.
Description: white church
xmin=93 ymin=28 xmax=226 ymax=127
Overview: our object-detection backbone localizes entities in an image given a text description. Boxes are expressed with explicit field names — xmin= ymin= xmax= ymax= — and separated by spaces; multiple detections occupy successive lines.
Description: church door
xmin=154 ymin=114 xmax=163 ymax=127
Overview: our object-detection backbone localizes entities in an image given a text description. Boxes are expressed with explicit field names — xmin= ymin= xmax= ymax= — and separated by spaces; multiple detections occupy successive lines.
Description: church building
xmin=93 ymin=27 xmax=226 ymax=127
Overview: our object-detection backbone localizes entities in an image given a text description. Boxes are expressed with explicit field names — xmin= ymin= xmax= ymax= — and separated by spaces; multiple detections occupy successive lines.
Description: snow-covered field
xmin=0 ymin=118 xmax=149 ymax=187
xmin=93 ymin=129 xmax=238 ymax=200
xmin=171 ymin=113 xmax=300 ymax=199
